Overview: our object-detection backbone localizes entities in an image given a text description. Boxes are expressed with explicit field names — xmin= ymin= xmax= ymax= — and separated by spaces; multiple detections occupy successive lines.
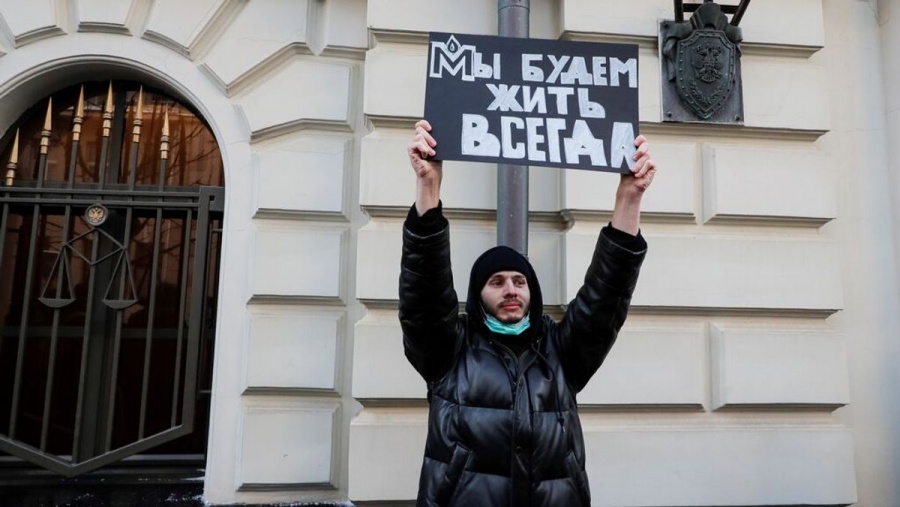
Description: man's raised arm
xmin=556 ymin=135 xmax=655 ymax=392
xmin=611 ymin=134 xmax=656 ymax=235
xmin=398 ymin=120 xmax=461 ymax=383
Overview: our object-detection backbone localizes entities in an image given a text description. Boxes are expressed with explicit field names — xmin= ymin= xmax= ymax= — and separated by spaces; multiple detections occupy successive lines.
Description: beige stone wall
xmin=352 ymin=0 xmax=864 ymax=506
xmin=0 ymin=0 xmax=898 ymax=505
xmin=837 ymin=0 xmax=900 ymax=505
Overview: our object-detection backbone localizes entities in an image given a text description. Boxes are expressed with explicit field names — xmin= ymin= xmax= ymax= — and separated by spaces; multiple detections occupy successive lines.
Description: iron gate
xmin=0 ymin=83 xmax=223 ymax=477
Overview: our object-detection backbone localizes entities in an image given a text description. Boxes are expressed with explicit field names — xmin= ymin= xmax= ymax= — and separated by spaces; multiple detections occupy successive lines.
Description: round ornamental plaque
xmin=84 ymin=203 xmax=108 ymax=226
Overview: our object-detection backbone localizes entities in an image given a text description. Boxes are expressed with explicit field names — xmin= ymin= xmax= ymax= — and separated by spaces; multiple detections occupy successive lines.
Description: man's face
xmin=480 ymin=271 xmax=530 ymax=323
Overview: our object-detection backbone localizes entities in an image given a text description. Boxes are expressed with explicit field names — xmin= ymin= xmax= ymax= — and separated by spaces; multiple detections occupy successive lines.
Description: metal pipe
xmin=497 ymin=0 xmax=530 ymax=255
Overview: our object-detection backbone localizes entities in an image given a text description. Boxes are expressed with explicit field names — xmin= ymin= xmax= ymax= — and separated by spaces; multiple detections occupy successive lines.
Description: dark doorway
xmin=0 ymin=81 xmax=224 ymax=496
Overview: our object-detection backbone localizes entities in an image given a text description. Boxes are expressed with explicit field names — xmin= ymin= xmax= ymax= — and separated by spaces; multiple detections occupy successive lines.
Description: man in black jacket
xmin=400 ymin=120 xmax=654 ymax=506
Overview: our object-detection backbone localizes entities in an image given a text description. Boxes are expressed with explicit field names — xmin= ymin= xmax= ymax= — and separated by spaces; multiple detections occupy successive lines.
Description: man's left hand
xmin=618 ymin=135 xmax=656 ymax=199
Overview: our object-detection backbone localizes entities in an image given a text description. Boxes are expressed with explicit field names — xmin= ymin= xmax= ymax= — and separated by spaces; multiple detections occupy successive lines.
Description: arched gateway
xmin=0 ymin=81 xmax=223 ymax=489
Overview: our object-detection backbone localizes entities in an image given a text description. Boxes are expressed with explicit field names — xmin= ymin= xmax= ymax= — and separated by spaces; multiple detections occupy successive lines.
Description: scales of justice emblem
xmin=39 ymin=202 xmax=139 ymax=310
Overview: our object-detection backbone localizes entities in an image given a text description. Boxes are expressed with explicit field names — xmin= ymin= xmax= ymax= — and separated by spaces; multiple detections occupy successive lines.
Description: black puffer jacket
xmin=399 ymin=206 xmax=646 ymax=507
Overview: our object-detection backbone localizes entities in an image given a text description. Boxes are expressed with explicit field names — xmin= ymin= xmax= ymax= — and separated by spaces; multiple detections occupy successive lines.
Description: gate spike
xmin=160 ymin=110 xmax=169 ymax=160
xmin=136 ymin=86 xmax=143 ymax=120
xmin=105 ymin=82 xmax=113 ymax=112
xmin=72 ymin=86 xmax=85 ymax=141
xmin=5 ymin=128 xmax=19 ymax=186
xmin=76 ymin=86 xmax=85 ymax=117
xmin=40 ymin=98 xmax=52 ymax=155
xmin=102 ymin=82 xmax=113 ymax=138
xmin=44 ymin=97 xmax=52 ymax=130
xmin=10 ymin=128 xmax=19 ymax=165
xmin=132 ymin=86 xmax=143 ymax=143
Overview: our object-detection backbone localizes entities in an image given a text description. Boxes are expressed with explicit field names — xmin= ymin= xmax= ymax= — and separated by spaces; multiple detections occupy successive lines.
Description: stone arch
xmin=0 ymin=12 xmax=253 ymax=490
xmin=0 ymin=1 xmax=367 ymax=502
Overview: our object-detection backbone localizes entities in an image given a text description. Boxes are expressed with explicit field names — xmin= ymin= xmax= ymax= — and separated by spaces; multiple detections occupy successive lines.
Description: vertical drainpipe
xmin=497 ymin=0 xmax=530 ymax=254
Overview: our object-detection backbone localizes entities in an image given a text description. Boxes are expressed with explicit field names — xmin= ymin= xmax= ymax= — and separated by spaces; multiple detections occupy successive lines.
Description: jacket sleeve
xmin=398 ymin=204 xmax=462 ymax=383
xmin=555 ymin=226 xmax=647 ymax=393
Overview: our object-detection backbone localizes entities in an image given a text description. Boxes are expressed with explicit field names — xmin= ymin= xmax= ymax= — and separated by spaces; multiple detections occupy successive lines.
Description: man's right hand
xmin=408 ymin=120 xmax=443 ymax=216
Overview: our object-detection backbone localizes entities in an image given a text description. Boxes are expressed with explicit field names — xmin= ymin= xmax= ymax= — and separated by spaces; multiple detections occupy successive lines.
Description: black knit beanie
xmin=470 ymin=246 xmax=532 ymax=294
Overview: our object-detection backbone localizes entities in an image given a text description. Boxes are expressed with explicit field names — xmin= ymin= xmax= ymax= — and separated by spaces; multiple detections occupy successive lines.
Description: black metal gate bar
xmin=8 ymin=100 xmax=52 ymax=439
xmin=137 ymin=100 xmax=163 ymax=440
xmin=71 ymin=85 xmax=113 ymax=462
xmin=69 ymin=425 xmax=188 ymax=476
xmin=138 ymin=215 xmax=164 ymax=438
xmin=180 ymin=190 xmax=214 ymax=430
xmin=131 ymin=89 xmax=156 ymax=440
xmin=38 ymin=87 xmax=84 ymax=452
xmin=3 ymin=420 xmax=190 ymax=477
xmin=0 ymin=130 xmax=18 ymax=293
xmin=101 ymin=217 xmax=135 ymax=451
xmin=0 ymin=196 xmax=207 ymax=208
xmin=39 ymin=211 xmax=70 ymax=452
xmin=0 ymin=202 xmax=8 ymax=293
xmin=196 ymin=223 xmax=223 ymax=400
xmin=97 ymin=83 xmax=113 ymax=190
xmin=103 ymin=89 xmax=143 ymax=452
xmin=0 ymin=188 xmax=218 ymax=207
xmin=171 ymin=209 xmax=192 ymax=426
xmin=70 ymin=224 xmax=101 ymax=461
xmin=38 ymin=215 xmax=65 ymax=451
xmin=0 ymin=202 xmax=7 ymax=290
xmin=0 ymin=186 xmax=204 ymax=199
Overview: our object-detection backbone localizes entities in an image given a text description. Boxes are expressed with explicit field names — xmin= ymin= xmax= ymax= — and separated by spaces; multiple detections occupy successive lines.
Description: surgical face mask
xmin=484 ymin=313 xmax=531 ymax=336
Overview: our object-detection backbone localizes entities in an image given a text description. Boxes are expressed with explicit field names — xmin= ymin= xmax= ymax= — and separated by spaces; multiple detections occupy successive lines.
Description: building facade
xmin=0 ymin=0 xmax=897 ymax=506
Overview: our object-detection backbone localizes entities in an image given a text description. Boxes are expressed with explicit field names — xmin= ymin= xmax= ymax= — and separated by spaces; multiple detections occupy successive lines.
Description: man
xmin=400 ymin=119 xmax=654 ymax=506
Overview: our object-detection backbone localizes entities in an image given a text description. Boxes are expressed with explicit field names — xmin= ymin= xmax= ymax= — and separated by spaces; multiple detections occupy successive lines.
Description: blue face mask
xmin=484 ymin=313 xmax=531 ymax=336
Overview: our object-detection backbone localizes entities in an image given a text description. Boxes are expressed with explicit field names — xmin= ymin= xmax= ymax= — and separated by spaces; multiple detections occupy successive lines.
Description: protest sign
xmin=425 ymin=32 xmax=639 ymax=174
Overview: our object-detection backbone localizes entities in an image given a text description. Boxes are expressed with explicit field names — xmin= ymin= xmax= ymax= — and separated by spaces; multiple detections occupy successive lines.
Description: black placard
xmin=424 ymin=32 xmax=640 ymax=174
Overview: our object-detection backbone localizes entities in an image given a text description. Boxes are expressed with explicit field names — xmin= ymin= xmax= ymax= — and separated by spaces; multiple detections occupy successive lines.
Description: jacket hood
xmin=465 ymin=245 xmax=544 ymax=333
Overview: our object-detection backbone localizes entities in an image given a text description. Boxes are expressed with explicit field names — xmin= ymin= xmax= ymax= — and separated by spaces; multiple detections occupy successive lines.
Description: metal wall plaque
xmin=660 ymin=1 xmax=745 ymax=124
